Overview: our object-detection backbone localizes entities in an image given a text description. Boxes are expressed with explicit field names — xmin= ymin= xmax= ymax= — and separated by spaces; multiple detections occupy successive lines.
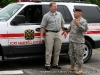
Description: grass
xmin=97 ymin=48 xmax=100 ymax=50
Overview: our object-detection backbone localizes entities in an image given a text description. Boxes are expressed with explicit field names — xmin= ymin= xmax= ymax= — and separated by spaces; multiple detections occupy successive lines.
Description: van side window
xmin=57 ymin=5 xmax=67 ymax=23
xmin=74 ymin=6 xmax=100 ymax=23
xmin=63 ymin=6 xmax=72 ymax=23
xmin=45 ymin=5 xmax=72 ymax=23
xmin=11 ymin=5 xmax=44 ymax=25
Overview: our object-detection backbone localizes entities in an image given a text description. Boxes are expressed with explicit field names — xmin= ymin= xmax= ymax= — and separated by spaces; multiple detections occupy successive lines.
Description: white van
xmin=0 ymin=0 xmax=100 ymax=63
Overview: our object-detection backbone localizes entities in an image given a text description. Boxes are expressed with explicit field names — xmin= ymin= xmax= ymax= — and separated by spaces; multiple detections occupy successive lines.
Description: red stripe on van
xmin=0 ymin=33 xmax=41 ymax=38
xmin=85 ymin=30 xmax=100 ymax=34
xmin=0 ymin=30 xmax=100 ymax=38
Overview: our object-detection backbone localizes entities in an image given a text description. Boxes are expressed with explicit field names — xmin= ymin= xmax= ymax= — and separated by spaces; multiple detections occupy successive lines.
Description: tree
xmin=0 ymin=0 xmax=17 ymax=7
xmin=82 ymin=0 xmax=100 ymax=7
xmin=68 ymin=0 xmax=100 ymax=7
xmin=0 ymin=0 xmax=100 ymax=7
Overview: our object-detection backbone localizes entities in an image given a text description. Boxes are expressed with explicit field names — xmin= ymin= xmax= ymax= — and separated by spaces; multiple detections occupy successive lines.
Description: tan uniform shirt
xmin=40 ymin=11 xmax=65 ymax=31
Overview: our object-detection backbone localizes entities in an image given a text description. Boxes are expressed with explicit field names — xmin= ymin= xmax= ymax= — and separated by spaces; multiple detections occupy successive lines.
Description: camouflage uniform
xmin=68 ymin=17 xmax=88 ymax=67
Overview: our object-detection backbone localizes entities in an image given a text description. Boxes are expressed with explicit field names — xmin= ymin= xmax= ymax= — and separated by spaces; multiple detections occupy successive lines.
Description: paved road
xmin=0 ymin=49 xmax=100 ymax=75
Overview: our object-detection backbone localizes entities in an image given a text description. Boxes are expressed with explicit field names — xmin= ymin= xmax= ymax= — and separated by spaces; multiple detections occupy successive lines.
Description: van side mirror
xmin=11 ymin=15 xmax=25 ymax=25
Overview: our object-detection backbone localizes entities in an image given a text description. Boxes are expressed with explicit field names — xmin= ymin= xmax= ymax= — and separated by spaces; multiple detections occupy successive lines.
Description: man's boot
xmin=66 ymin=65 xmax=75 ymax=72
xmin=76 ymin=66 xmax=82 ymax=75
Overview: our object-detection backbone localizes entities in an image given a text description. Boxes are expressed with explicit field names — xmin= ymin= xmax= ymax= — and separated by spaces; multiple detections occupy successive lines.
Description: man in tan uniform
xmin=40 ymin=2 xmax=65 ymax=71
xmin=66 ymin=8 xmax=88 ymax=75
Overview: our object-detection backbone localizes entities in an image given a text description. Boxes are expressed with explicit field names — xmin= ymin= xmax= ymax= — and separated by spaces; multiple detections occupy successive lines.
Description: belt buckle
xmin=53 ymin=31 xmax=58 ymax=33
xmin=46 ymin=30 xmax=59 ymax=33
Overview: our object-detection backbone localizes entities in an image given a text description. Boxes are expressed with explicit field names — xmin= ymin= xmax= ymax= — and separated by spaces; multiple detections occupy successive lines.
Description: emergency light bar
xmin=42 ymin=0 xmax=90 ymax=3
xmin=31 ymin=0 xmax=90 ymax=3
xmin=42 ymin=0 xmax=69 ymax=2
xmin=31 ymin=0 xmax=71 ymax=2
xmin=75 ymin=1 xmax=91 ymax=3
xmin=30 ymin=0 xmax=42 ymax=2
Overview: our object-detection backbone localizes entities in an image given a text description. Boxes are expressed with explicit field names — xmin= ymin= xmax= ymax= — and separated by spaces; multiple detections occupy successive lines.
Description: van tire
xmin=83 ymin=40 xmax=92 ymax=63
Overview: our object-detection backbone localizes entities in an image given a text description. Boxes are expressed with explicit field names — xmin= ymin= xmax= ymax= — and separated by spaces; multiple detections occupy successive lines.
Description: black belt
xmin=46 ymin=30 xmax=59 ymax=33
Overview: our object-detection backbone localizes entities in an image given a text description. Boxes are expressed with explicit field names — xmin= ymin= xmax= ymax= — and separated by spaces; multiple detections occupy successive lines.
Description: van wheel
xmin=83 ymin=40 xmax=92 ymax=63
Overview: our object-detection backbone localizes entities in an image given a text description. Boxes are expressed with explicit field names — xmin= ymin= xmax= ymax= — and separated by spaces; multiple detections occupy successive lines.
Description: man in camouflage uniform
xmin=66 ymin=8 xmax=88 ymax=75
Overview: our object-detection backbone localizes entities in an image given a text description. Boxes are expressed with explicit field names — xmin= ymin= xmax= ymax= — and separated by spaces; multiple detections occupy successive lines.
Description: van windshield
xmin=0 ymin=4 xmax=23 ymax=21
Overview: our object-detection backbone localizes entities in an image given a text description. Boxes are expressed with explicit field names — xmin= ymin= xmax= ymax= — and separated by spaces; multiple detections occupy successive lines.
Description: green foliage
xmin=97 ymin=48 xmax=100 ymax=50
xmin=70 ymin=0 xmax=100 ymax=6
xmin=0 ymin=0 xmax=17 ymax=7
xmin=85 ymin=0 xmax=100 ymax=7
xmin=0 ymin=0 xmax=100 ymax=7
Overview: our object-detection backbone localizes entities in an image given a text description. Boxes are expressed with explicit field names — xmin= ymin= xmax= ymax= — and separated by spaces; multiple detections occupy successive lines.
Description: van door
xmin=7 ymin=5 xmax=46 ymax=55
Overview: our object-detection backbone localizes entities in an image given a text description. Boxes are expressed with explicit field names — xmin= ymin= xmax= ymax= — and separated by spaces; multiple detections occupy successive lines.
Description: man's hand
xmin=40 ymin=27 xmax=45 ymax=43
xmin=40 ymin=37 xmax=45 ymax=43
xmin=63 ymin=28 xmax=68 ymax=31
xmin=73 ymin=20 xmax=80 ymax=25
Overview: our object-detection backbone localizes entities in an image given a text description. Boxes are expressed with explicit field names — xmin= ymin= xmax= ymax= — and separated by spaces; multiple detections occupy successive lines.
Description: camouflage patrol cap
xmin=73 ymin=8 xmax=82 ymax=12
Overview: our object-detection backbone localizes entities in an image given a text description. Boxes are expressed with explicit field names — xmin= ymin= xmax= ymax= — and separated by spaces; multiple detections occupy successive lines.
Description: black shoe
xmin=53 ymin=65 xmax=61 ymax=69
xmin=45 ymin=66 xmax=50 ymax=71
